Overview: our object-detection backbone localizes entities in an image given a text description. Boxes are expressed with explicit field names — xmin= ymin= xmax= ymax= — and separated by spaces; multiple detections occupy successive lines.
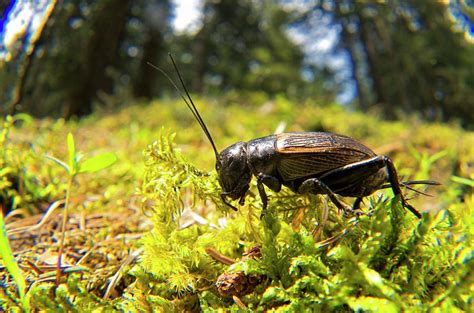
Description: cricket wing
xmin=276 ymin=132 xmax=377 ymax=180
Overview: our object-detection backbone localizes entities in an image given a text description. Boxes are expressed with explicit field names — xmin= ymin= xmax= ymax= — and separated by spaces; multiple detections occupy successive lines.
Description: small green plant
xmin=46 ymin=132 xmax=117 ymax=284
xmin=409 ymin=147 xmax=448 ymax=181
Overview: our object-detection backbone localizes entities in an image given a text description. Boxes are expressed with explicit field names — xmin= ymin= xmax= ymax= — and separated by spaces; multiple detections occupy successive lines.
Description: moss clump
xmin=1 ymin=98 xmax=472 ymax=311
xmin=138 ymin=131 xmax=472 ymax=312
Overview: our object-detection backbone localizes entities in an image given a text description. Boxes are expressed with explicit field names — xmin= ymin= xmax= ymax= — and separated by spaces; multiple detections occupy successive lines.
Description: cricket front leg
xmin=257 ymin=180 xmax=268 ymax=211
xmin=256 ymin=173 xmax=282 ymax=210
xmin=256 ymin=173 xmax=284 ymax=219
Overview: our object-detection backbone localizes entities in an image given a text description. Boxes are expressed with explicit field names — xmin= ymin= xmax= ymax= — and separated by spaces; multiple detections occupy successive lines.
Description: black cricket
xmin=152 ymin=54 xmax=438 ymax=219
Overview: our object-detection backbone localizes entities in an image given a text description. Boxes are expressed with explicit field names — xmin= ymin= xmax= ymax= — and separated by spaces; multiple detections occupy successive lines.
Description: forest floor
xmin=1 ymin=97 xmax=472 ymax=311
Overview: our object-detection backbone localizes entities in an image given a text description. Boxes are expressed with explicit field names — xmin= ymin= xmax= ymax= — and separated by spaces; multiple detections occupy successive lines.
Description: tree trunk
xmin=65 ymin=0 xmax=131 ymax=118
xmin=132 ymin=31 xmax=163 ymax=98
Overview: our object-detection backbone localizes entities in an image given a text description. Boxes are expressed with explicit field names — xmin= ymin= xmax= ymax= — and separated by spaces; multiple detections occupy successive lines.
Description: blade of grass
xmin=56 ymin=175 xmax=73 ymax=285
xmin=451 ymin=176 xmax=474 ymax=187
xmin=0 ymin=206 xmax=29 ymax=310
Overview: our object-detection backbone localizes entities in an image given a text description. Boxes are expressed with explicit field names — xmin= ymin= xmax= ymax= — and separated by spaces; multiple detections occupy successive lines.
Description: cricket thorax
xmin=245 ymin=135 xmax=279 ymax=176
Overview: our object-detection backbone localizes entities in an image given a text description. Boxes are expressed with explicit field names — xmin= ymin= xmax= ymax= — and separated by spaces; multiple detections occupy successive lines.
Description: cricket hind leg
xmin=341 ymin=155 xmax=422 ymax=218
xmin=352 ymin=197 xmax=363 ymax=211
xmin=298 ymin=177 xmax=367 ymax=217
xmin=383 ymin=156 xmax=422 ymax=218
xmin=302 ymin=155 xmax=422 ymax=218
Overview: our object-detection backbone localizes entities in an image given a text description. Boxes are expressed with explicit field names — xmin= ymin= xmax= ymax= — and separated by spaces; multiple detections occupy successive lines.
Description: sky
xmin=0 ymin=1 xmax=49 ymax=60
xmin=172 ymin=0 xmax=202 ymax=34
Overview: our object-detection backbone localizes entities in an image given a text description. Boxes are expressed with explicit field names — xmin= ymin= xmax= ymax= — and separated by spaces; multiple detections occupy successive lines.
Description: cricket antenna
xmin=147 ymin=54 xmax=220 ymax=163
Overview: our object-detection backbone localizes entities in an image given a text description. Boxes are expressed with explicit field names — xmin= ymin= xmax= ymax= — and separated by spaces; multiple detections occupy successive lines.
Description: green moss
xmin=138 ymin=129 xmax=472 ymax=311
xmin=0 ymin=97 xmax=472 ymax=311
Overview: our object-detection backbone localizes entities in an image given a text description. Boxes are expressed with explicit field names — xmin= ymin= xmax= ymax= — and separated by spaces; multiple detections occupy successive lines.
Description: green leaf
xmin=79 ymin=152 xmax=118 ymax=173
xmin=45 ymin=154 xmax=70 ymax=174
xmin=456 ymin=248 xmax=473 ymax=265
xmin=327 ymin=245 xmax=356 ymax=262
xmin=428 ymin=149 xmax=448 ymax=164
xmin=361 ymin=265 xmax=398 ymax=300
xmin=13 ymin=113 xmax=33 ymax=124
xmin=348 ymin=296 xmax=399 ymax=313
xmin=67 ymin=132 xmax=76 ymax=170
xmin=451 ymin=176 xmax=474 ymax=187
xmin=0 ymin=167 xmax=12 ymax=177
xmin=0 ymin=213 xmax=29 ymax=311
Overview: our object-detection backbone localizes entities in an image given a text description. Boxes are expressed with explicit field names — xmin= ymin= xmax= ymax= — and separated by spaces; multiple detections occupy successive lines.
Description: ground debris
xmin=215 ymin=246 xmax=265 ymax=298
xmin=1 ymin=208 xmax=151 ymax=297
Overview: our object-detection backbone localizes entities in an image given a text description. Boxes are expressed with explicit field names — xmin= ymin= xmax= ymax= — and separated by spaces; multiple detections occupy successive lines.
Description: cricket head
xmin=216 ymin=142 xmax=251 ymax=210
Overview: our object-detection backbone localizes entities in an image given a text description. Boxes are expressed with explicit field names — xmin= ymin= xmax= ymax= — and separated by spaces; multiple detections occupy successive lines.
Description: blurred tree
xmin=189 ymin=0 xmax=268 ymax=93
xmin=15 ymin=0 xmax=133 ymax=118
xmin=122 ymin=0 xmax=173 ymax=99
xmin=176 ymin=0 xmax=333 ymax=101
xmin=244 ymin=3 xmax=307 ymax=98
xmin=0 ymin=1 xmax=56 ymax=116
xmin=1 ymin=0 xmax=336 ymax=117
xmin=294 ymin=0 xmax=474 ymax=128
xmin=1 ymin=0 xmax=174 ymax=117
